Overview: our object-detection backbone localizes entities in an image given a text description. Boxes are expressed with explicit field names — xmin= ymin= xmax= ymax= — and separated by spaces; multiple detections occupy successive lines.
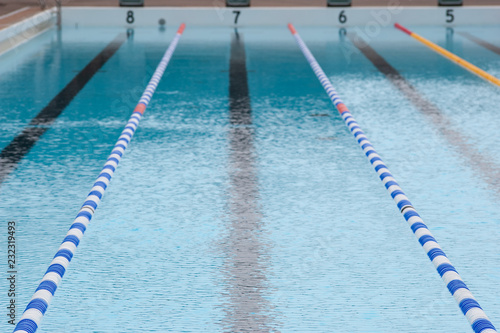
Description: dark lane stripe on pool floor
xmin=458 ymin=31 xmax=500 ymax=56
xmin=229 ymin=30 xmax=252 ymax=125
xmin=224 ymin=30 xmax=275 ymax=332
xmin=347 ymin=32 xmax=500 ymax=190
xmin=0 ymin=33 xmax=128 ymax=185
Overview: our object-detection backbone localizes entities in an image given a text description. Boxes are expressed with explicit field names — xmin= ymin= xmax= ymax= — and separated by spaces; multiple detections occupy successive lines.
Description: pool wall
xmin=61 ymin=6 xmax=500 ymax=27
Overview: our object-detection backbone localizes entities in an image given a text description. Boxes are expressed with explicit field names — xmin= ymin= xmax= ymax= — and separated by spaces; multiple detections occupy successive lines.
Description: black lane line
xmin=348 ymin=33 xmax=500 ymax=189
xmin=224 ymin=31 xmax=275 ymax=332
xmin=229 ymin=30 xmax=252 ymax=125
xmin=458 ymin=31 xmax=500 ymax=56
xmin=0 ymin=33 xmax=127 ymax=184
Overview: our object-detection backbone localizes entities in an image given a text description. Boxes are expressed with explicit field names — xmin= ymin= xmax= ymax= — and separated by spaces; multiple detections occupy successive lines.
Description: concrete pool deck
xmin=0 ymin=6 xmax=46 ymax=29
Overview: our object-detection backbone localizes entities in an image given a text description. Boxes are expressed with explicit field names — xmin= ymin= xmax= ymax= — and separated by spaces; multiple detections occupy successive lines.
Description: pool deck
xmin=47 ymin=0 xmax=500 ymax=6
xmin=0 ymin=6 xmax=46 ymax=30
xmin=50 ymin=0 xmax=500 ymax=6
xmin=0 ymin=0 xmax=499 ymax=30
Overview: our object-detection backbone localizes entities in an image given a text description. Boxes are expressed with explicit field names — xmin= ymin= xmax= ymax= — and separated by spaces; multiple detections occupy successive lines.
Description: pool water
xmin=1 ymin=24 xmax=500 ymax=332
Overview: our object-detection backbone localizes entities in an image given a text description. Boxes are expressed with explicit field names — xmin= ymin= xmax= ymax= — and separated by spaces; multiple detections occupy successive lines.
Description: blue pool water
xmin=1 ymin=24 xmax=500 ymax=332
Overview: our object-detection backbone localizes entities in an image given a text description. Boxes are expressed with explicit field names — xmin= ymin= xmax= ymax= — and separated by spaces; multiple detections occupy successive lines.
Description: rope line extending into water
xmin=395 ymin=23 xmax=500 ymax=87
xmin=288 ymin=23 xmax=496 ymax=333
xmin=13 ymin=23 xmax=186 ymax=333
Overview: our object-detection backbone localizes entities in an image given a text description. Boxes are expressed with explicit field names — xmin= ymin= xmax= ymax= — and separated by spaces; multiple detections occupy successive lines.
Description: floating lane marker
xmin=13 ymin=23 xmax=186 ymax=333
xmin=288 ymin=23 xmax=497 ymax=333
xmin=395 ymin=23 xmax=500 ymax=87
xmin=347 ymin=32 xmax=500 ymax=193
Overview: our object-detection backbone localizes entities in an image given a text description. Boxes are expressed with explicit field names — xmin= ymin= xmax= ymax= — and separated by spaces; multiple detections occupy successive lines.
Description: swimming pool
xmin=1 ymin=21 xmax=500 ymax=333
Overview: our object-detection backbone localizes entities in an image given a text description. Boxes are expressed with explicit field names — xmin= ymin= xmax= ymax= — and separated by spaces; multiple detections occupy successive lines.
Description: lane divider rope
xmin=288 ymin=23 xmax=496 ymax=333
xmin=13 ymin=23 xmax=186 ymax=333
xmin=395 ymin=23 xmax=500 ymax=87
